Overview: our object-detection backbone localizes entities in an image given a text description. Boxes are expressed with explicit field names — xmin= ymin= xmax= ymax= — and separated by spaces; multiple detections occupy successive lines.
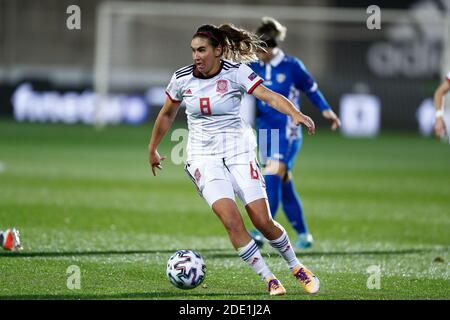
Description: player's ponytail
xmin=218 ymin=24 xmax=265 ymax=63
xmin=194 ymin=24 xmax=265 ymax=64
xmin=256 ymin=17 xmax=287 ymax=48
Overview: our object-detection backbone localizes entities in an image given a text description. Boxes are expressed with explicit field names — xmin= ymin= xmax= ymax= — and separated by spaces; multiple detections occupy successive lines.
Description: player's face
xmin=191 ymin=37 xmax=222 ymax=76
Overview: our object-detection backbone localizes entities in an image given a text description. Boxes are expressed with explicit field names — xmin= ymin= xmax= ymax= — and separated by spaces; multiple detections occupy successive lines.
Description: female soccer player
xmin=249 ymin=17 xmax=341 ymax=249
xmin=0 ymin=228 xmax=22 ymax=251
xmin=433 ymin=71 xmax=450 ymax=138
xmin=148 ymin=23 xmax=320 ymax=295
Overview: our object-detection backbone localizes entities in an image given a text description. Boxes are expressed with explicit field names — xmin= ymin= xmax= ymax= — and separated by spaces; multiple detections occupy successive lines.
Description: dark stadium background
xmin=0 ymin=0 xmax=445 ymax=130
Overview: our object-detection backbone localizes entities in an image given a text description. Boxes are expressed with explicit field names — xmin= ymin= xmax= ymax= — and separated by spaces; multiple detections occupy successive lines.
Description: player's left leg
xmin=245 ymin=199 xmax=319 ymax=294
xmin=226 ymin=153 xmax=319 ymax=294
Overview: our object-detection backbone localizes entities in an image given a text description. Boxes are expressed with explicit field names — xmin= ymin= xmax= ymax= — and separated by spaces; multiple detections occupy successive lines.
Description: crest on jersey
xmin=276 ymin=73 xmax=286 ymax=83
xmin=216 ymin=79 xmax=228 ymax=94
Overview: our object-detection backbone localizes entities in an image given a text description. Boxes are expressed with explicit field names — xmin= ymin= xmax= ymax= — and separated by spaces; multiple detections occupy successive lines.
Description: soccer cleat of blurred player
xmin=0 ymin=228 xmax=23 ymax=251
xmin=248 ymin=17 xmax=341 ymax=250
xmin=295 ymin=233 xmax=314 ymax=249
xmin=433 ymin=70 xmax=450 ymax=139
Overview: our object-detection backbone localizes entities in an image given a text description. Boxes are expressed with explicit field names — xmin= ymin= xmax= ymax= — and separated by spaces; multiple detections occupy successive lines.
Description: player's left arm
xmin=294 ymin=60 xmax=341 ymax=131
xmin=252 ymin=84 xmax=315 ymax=135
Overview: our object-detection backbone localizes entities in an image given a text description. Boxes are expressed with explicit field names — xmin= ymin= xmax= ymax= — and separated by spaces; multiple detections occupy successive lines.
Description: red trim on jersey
xmin=165 ymin=91 xmax=182 ymax=103
xmin=446 ymin=76 xmax=450 ymax=83
xmin=247 ymin=79 xmax=263 ymax=94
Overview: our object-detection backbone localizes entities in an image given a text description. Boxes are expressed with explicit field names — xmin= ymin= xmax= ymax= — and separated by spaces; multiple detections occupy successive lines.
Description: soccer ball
xmin=166 ymin=250 xmax=206 ymax=289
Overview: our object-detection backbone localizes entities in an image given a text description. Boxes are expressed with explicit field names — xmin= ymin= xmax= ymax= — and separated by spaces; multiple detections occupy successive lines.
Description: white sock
xmin=238 ymin=239 xmax=274 ymax=282
xmin=268 ymin=227 xmax=301 ymax=271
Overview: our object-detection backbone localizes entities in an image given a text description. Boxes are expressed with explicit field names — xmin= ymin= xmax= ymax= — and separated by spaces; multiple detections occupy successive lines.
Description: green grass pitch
xmin=0 ymin=120 xmax=448 ymax=300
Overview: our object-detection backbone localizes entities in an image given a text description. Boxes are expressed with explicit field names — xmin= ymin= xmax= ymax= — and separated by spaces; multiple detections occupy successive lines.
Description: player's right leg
xmin=0 ymin=228 xmax=23 ymax=251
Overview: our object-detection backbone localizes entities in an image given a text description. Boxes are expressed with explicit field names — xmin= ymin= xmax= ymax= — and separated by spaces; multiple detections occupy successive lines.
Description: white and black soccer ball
xmin=166 ymin=250 xmax=206 ymax=289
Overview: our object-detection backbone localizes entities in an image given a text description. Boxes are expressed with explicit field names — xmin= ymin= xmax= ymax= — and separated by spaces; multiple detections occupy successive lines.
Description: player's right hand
xmin=149 ymin=149 xmax=166 ymax=176
xmin=293 ymin=112 xmax=315 ymax=135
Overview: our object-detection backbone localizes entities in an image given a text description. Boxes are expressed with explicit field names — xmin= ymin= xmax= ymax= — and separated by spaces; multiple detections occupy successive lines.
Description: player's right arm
xmin=148 ymin=95 xmax=181 ymax=176
xmin=252 ymin=84 xmax=315 ymax=135
xmin=433 ymin=75 xmax=450 ymax=138
xmin=237 ymin=63 xmax=315 ymax=135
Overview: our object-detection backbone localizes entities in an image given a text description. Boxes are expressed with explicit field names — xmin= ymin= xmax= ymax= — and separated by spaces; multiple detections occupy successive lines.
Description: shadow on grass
xmin=0 ymin=248 xmax=444 ymax=259
xmin=209 ymin=248 xmax=445 ymax=259
xmin=0 ymin=291 xmax=270 ymax=300
xmin=0 ymin=248 xmax=230 ymax=258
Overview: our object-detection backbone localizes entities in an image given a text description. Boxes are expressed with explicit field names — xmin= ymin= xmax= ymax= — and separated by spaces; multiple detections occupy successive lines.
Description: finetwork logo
xmin=367 ymin=0 xmax=448 ymax=78
xmin=12 ymin=83 xmax=148 ymax=125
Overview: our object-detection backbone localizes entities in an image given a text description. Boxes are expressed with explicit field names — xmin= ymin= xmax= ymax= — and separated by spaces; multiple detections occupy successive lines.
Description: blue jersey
xmin=249 ymin=50 xmax=331 ymax=140
xmin=249 ymin=50 xmax=331 ymax=169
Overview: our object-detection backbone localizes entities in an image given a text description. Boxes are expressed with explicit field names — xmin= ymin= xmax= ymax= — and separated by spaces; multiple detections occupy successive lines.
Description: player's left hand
xmin=322 ymin=109 xmax=341 ymax=131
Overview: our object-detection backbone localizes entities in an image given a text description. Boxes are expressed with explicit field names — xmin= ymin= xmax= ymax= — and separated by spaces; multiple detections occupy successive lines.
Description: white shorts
xmin=184 ymin=152 xmax=267 ymax=207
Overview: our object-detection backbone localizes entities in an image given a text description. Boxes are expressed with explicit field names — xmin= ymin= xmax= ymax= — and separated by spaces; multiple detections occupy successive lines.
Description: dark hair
xmin=193 ymin=24 xmax=265 ymax=63
xmin=256 ymin=17 xmax=287 ymax=48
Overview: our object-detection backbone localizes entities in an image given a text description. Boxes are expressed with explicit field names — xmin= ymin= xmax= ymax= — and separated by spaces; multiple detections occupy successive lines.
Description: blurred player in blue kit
xmin=249 ymin=17 xmax=341 ymax=249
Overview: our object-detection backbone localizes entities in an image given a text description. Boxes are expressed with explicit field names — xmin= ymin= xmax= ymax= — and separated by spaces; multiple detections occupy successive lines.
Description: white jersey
xmin=166 ymin=60 xmax=263 ymax=160
xmin=446 ymin=71 xmax=450 ymax=82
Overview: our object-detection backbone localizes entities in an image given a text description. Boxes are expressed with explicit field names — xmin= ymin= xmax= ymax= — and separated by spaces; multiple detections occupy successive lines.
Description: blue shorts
xmin=257 ymin=129 xmax=302 ymax=171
